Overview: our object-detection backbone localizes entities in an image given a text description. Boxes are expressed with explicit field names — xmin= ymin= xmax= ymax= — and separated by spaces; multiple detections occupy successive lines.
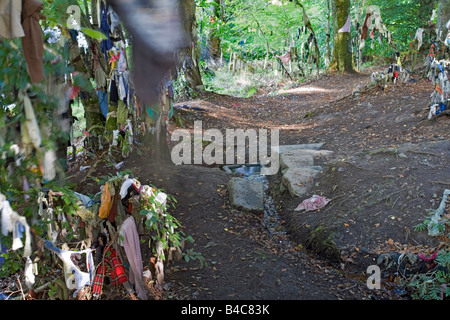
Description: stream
xmin=223 ymin=164 xmax=287 ymax=241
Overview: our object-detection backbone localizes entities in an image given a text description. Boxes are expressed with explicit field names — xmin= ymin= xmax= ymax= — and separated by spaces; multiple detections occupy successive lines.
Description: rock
xmin=270 ymin=143 xmax=333 ymax=197
xmin=282 ymin=167 xmax=323 ymax=198
xmin=272 ymin=143 xmax=324 ymax=155
xmin=280 ymin=153 xmax=315 ymax=170
xmin=227 ymin=177 xmax=264 ymax=212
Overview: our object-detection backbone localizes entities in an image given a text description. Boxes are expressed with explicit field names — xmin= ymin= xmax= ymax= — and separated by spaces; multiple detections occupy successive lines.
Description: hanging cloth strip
xmin=0 ymin=193 xmax=32 ymax=258
xmin=118 ymin=48 xmax=127 ymax=72
xmin=99 ymin=182 xmax=114 ymax=219
xmin=361 ymin=13 xmax=371 ymax=40
xmin=415 ymin=28 xmax=424 ymax=51
xmin=119 ymin=216 xmax=147 ymax=300
xmin=338 ymin=14 xmax=351 ymax=33
xmin=99 ymin=1 xmax=112 ymax=61
xmin=23 ymin=93 xmax=41 ymax=151
xmin=0 ymin=0 xmax=25 ymax=39
xmin=108 ymin=5 xmax=120 ymax=34
xmin=44 ymin=240 xmax=95 ymax=297
xmin=96 ymin=89 xmax=109 ymax=119
xmin=91 ymin=247 xmax=128 ymax=297
xmin=21 ymin=0 xmax=45 ymax=83
xmin=109 ymin=77 xmax=119 ymax=104
xmin=118 ymin=70 xmax=129 ymax=102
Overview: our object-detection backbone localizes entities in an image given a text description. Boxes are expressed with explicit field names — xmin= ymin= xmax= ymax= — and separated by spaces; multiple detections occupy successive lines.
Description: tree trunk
xmin=325 ymin=0 xmax=331 ymax=66
xmin=208 ymin=0 xmax=221 ymax=61
xmin=329 ymin=0 xmax=354 ymax=72
xmin=437 ymin=0 xmax=450 ymax=41
xmin=178 ymin=0 xmax=203 ymax=89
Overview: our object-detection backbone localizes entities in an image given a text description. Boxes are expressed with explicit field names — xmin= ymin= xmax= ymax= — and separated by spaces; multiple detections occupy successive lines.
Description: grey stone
xmin=282 ymin=167 xmax=323 ymax=197
xmin=227 ymin=177 xmax=264 ymax=212
xmin=272 ymin=143 xmax=324 ymax=155
xmin=280 ymin=153 xmax=315 ymax=170
xmin=270 ymin=145 xmax=333 ymax=173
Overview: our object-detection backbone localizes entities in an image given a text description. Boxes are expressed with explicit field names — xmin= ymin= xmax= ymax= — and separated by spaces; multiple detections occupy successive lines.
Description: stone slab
xmin=272 ymin=143 xmax=324 ymax=154
xmin=227 ymin=177 xmax=264 ymax=212
xmin=280 ymin=153 xmax=315 ymax=170
xmin=282 ymin=167 xmax=323 ymax=197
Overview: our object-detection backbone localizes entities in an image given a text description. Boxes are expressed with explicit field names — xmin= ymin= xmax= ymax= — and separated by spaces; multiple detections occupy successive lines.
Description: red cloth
xmin=92 ymin=248 xmax=128 ymax=296
xmin=108 ymin=193 xmax=119 ymax=223
xmin=418 ymin=251 xmax=438 ymax=262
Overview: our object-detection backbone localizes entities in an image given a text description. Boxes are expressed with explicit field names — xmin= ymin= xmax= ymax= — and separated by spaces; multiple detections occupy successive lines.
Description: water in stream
xmin=223 ymin=164 xmax=286 ymax=239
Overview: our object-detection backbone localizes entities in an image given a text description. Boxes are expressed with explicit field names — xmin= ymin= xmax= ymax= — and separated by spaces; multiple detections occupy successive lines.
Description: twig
xmin=392 ymin=194 xmax=402 ymax=209
xmin=33 ymin=278 xmax=60 ymax=293
xmin=432 ymin=181 xmax=450 ymax=186
xmin=382 ymin=186 xmax=414 ymax=203
xmin=16 ymin=275 xmax=25 ymax=300
xmin=338 ymin=283 xmax=358 ymax=292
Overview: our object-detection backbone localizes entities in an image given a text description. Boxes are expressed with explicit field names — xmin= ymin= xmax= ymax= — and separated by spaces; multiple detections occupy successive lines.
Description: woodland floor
xmin=67 ymin=67 xmax=450 ymax=301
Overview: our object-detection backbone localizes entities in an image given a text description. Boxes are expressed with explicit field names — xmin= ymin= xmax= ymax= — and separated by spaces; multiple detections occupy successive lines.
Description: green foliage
xmin=172 ymin=68 xmax=199 ymax=102
xmin=195 ymin=0 xmax=439 ymax=88
xmin=0 ymin=246 xmax=22 ymax=278
xmin=407 ymin=250 xmax=450 ymax=300
xmin=363 ymin=0 xmax=436 ymax=57
xmin=140 ymin=189 xmax=205 ymax=266
xmin=80 ymin=28 xmax=107 ymax=41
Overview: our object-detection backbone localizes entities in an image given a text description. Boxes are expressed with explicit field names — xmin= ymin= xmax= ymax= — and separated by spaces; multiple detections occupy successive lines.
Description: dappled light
xmin=275 ymin=86 xmax=340 ymax=95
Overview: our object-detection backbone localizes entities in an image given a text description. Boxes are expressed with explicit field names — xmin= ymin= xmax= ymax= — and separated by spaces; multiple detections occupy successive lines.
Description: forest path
xmin=133 ymin=71 xmax=389 ymax=300
xmin=70 ymin=69 xmax=449 ymax=301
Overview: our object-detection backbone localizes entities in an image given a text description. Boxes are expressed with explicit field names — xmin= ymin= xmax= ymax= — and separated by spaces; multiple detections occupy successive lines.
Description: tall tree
xmin=329 ymin=0 xmax=354 ymax=72
xmin=208 ymin=0 xmax=222 ymax=61
xmin=179 ymin=0 xmax=204 ymax=89
xmin=325 ymin=0 xmax=332 ymax=66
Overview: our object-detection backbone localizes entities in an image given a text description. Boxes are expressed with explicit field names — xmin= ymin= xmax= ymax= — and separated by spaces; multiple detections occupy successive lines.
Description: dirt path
xmin=69 ymin=69 xmax=449 ymax=301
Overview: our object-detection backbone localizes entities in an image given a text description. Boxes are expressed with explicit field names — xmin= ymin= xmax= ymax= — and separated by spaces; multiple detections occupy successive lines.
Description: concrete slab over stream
xmin=272 ymin=144 xmax=334 ymax=198
xmin=227 ymin=177 xmax=264 ymax=213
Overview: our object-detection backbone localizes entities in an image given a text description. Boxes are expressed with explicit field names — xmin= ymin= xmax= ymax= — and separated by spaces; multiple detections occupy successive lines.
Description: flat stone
xmin=280 ymin=153 xmax=315 ymax=170
xmin=270 ymin=145 xmax=333 ymax=172
xmin=282 ymin=167 xmax=323 ymax=197
xmin=227 ymin=177 xmax=264 ymax=212
xmin=272 ymin=143 xmax=324 ymax=155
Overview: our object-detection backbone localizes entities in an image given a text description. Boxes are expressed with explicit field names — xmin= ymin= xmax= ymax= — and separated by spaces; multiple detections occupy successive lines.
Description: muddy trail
xmin=68 ymin=69 xmax=449 ymax=301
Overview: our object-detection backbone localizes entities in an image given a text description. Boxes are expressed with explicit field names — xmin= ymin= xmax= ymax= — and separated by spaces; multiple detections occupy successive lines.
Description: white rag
xmin=119 ymin=178 xmax=135 ymax=199
xmin=415 ymin=28 xmax=424 ymax=51
xmin=44 ymin=240 xmax=94 ymax=297
xmin=338 ymin=14 xmax=351 ymax=33
xmin=0 ymin=194 xmax=32 ymax=258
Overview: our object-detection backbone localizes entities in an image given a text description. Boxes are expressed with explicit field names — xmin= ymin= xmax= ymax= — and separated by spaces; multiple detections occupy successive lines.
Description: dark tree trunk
xmin=325 ymin=0 xmax=331 ymax=66
xmin=208 ymin=0 xmax=221 ymax=61
xmin=178 ymin=0 xmax=203 ymax=89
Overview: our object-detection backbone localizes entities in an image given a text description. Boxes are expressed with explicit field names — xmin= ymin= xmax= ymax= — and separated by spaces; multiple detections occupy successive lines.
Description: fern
xmin=407 ymin=250 xmax=450 ymax=300
xmin=414 ymin=219 xmax=430 ymax=232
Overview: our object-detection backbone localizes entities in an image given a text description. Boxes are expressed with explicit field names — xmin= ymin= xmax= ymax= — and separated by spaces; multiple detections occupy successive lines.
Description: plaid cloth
xmin=92 ymin=248 xmax=128 ymax=296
